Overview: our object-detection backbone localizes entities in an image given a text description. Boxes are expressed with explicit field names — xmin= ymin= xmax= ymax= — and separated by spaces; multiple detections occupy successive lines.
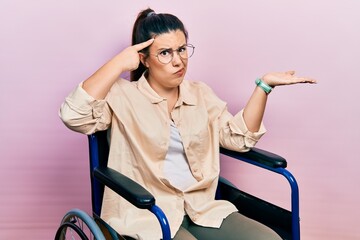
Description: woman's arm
xmin=59 ymin=39 xmax=154 ymax=133
xmin=82 ymin=39 xmax=154 ymax=99
xmin=243 ymin=70 xmax=316 ymax=132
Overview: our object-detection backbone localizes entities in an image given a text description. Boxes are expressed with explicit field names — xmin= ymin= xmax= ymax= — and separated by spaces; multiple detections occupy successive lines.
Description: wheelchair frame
xmin=55 ymin=130 xmax=300 ymax=240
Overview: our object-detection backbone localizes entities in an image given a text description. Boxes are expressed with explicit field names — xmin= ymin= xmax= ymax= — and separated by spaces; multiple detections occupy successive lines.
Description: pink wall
xmin=1 ymin=0 xmax=359 ymax=239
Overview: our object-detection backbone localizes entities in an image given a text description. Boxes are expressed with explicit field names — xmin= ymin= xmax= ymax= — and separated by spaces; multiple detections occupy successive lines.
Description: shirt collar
xmin=137 ymin=74 xmax=164 ymax=104
xmin=137 ymin=73 xmax=197 ymax=106
xmin=178 ymin=82 xmax=197 ymax=106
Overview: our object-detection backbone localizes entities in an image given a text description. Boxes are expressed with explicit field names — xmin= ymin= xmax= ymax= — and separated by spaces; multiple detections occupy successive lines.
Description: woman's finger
xmin=293 ymin=77 xmax=317 ymax=84
xmin=133 ymin=38 xmax=155 ymax=51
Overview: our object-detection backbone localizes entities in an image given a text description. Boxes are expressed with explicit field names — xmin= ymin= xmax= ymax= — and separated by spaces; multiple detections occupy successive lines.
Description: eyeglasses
xmin=152 ymin=44 xmax=195 ymax=64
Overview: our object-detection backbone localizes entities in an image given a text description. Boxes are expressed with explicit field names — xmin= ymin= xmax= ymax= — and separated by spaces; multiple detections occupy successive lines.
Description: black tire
xmin=55 ymin=209 xmax=105 ymax=240
xmin=55 ymin=220 xmax=89 ymax=240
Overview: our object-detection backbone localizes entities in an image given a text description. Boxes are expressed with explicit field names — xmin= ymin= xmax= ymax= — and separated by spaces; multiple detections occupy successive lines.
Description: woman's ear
xmin=139 ymin=53 xmax=149 ymax=68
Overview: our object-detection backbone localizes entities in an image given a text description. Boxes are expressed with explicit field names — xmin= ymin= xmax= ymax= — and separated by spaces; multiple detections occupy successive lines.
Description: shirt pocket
xmin=189 ymin=119 xmax=211 ymax=156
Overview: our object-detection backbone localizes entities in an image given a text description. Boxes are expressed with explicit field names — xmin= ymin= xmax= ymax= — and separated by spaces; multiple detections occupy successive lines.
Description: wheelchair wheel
xmin=55 ymin=209 xmax=106 ymax=240
xmin=55 ymin=220 xmax=89 ymax=240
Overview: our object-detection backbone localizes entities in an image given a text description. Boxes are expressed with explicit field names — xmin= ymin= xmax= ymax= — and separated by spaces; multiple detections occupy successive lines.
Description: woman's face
xmin=142 ymin=30 xmax=188 ymax=94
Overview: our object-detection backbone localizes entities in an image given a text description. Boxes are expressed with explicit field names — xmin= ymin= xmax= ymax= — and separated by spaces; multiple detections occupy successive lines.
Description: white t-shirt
xmin=163 ymin=122 xmax=198 ymax=191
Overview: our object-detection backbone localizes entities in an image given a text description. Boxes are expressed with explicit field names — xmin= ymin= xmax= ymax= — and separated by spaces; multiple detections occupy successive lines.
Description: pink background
xmin=1 ymin=0 xmax=359 ymax=239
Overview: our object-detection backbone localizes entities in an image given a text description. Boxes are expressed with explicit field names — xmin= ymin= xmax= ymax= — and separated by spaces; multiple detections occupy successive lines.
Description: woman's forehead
xmin=151 ymin=30 xmax=186 ymax=49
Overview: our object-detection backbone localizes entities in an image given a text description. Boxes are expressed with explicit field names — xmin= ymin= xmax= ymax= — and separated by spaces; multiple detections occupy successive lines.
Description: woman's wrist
xmin=112 ymin=54 xmax=127 ymax=73
xmin=255 ymin=78 xmax=273 ymax=94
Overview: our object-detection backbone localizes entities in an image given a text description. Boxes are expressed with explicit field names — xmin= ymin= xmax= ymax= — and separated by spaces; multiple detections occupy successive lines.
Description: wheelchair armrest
xmin=93 ymin=166 xmax=155 ymax=209
xmin=220 ymin=147 xmax=287 ymax=168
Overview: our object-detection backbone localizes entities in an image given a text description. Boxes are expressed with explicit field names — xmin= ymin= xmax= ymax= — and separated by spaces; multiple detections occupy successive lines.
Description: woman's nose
xmin=171 ymin=51 xmax=183 ymax=66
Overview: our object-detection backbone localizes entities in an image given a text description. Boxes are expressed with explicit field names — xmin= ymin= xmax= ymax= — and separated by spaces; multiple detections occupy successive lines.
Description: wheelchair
xmin=55 ymin=130 xmax=300 ymax=240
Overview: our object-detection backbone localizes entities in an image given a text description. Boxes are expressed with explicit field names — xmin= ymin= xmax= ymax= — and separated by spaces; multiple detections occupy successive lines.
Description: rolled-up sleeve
xmin=226 ymin=109 xmax=266 ymax=149
xmin=59 ymin=83 xmax=111 ymax=134
xmin=218 ymin=109 xmax=266 ymax=152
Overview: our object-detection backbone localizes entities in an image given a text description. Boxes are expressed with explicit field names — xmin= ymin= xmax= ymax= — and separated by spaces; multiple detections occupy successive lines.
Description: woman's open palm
xmin=262 ymin=71 xmax=317 ymax=87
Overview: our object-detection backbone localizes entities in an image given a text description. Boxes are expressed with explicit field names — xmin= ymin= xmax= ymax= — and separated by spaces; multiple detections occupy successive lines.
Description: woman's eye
xmin=178 ymin=46 xmax=187 ymax=53
xmin=159 ymin=50 xmax=171 ymax=56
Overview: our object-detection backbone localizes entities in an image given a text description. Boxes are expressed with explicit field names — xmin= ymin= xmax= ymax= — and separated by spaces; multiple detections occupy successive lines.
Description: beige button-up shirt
xmin=60 ymin=75 xmax=266 ymax=240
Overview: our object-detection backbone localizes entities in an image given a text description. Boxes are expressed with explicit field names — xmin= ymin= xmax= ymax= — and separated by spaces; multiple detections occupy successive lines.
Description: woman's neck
xmin=146 ymin=75 xmax=180 ymax=116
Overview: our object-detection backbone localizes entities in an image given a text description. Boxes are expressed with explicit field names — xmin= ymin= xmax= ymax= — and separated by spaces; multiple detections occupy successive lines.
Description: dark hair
xmin=130 ymin=8 xmax=188 ymax=81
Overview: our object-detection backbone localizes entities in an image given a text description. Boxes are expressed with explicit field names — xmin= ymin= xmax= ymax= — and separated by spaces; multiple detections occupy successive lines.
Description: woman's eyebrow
xmin=177 ymin=43 xmax=187 ymax=48
xmin=156 ymin=43 xmax=186 ymax=51
xmin=156 ymin=47 xmax=172 ymax=52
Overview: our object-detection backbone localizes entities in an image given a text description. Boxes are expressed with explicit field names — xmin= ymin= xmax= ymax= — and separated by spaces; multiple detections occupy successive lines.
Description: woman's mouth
xmin=174 ymin=68 xmax=185 ymax=76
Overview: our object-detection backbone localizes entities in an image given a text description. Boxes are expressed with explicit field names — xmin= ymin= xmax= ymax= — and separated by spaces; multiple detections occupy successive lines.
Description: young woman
xmin=60 ymin=8 xmax=315 ymax=240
